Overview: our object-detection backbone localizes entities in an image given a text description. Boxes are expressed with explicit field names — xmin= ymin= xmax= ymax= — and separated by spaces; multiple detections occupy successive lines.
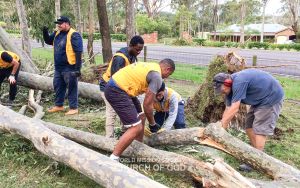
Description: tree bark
xmin=54 ymin=0 xmax=61 ymax=19
xmin=0 ymin=26 xmax=39 ymax=73
xmin=96 ymin=0 xmax=113 ymax=63
xmin=17 ymin=71 xmax=103 ymax=102
xmin=0 ymin=105 xmax=167 ymax=188
xmin=240 ymin=0 xmax=246 ymax=44
xmin=87 ymin=0 xmax=95 ymax=64
xmin=126 ymin=0 xmax=135 ymax=45
xmin=41 ymin=120 xmax=256 ymax=187
xmin=260 ymin=0 xmax=268 ymax=43
xmin=15 ymin=0 xmax=32 ymax=58
xmin=144 ymin=124 xmax=300 ymax=183
xmin=74 ymin=0 xmax=82 ymax=34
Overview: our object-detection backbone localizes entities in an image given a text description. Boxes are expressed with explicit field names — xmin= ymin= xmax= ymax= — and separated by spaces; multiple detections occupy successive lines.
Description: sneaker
xmin=48 ymin=106 xmax=64 ymax=113
xmin=65 ymin=109 xmax=78 ymax=115
xmin=239 ymin=163 xmax=252 ymax=172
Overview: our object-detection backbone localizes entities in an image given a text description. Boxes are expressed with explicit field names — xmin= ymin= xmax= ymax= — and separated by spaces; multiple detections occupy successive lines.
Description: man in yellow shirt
xmin=104 ymin=59 xmax=175 ymax=161
xmin=0 ymin=51 xmax=21 ymax=106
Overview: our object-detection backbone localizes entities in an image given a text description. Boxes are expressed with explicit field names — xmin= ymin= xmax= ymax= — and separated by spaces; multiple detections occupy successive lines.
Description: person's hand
xmin=70 ymin=71 xmax=81 ymax=77
xmin=149 ymin=123 xmax=161 ymax=133
xmin=8 ymin=75 xmax=16 ymax=84
xmin=42 ymin=26 xmax=48 ymax=32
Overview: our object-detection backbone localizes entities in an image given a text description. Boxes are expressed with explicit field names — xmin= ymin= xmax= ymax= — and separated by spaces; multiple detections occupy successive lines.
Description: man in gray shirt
xmin=213 ymin=69 xmax=284 ymax=171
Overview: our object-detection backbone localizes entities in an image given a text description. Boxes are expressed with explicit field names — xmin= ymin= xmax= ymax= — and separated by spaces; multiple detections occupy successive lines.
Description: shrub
xmin=277 ymin=44 xmax=285 ymax=50
xmin=292 ymin=43 xmax=300 ymax=51
xmin=247 ymin=42 xmax=269 ymax=49
xmin=111 ymin=33 xmax=126 ymax=42
xmin=203 ymin=41 xmax=225 ymax=47
xmin=172 ymin=38 xmax=191 ymax=46
xmin=193 ymin=38 xmax=206 ymax=46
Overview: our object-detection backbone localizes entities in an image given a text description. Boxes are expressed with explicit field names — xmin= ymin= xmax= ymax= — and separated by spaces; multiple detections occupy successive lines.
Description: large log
xmin=0 ymin=26 xmax=39 ymax=73
xmin=144 ymin=123 xmax=300 ymax=183
xmin=0 ymin=105 xmax=166 ymax=188
xmin=41 ymin=120 xmax=256 ymax=187
xmin=17 ymin=71 xmax=103 ymax=102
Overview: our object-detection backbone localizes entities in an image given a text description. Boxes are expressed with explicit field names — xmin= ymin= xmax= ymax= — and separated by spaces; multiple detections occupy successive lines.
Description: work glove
xmin=70 ymin=70 xmax=81 ymax=77
xmin=42 ymin=26 xmax=48 ymax=33
xmin=144 ymin=123 xmax=165 ymax=137
xmin=8 ymin=75 xmax=16 ymax=84
xmin=149 ymin=123 xmax=161 ymax=133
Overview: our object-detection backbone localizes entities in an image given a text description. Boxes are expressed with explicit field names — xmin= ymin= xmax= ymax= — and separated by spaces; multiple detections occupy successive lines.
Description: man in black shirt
xmin=99 ymin=36 xmax=144 ymax=137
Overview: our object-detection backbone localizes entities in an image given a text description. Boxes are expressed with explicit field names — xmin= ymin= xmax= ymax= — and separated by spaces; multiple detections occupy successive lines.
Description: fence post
xmin=252 ymin=55 xmax=257 ymax=66
xmin=144 ymin=46 xmax=147 ymax=62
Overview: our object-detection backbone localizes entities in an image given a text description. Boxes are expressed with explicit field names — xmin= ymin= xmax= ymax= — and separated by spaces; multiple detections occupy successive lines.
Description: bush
xmin=277 ymin=44 xmax=285 ymax=50
xmin=111 ymin=34 xmax=126 ymax=42
xmin=247 ymin=42 xmax=269 ymax=49
xmin=203 ymin=41 xmax=225 ymax=47
xmin=269 ymin=43 xmax=277 ymax=50
xmin=172 ymin=38 xmax=191 ymax=46
xmin=193 ymin=38 xmax=206 ymax=46
xmin=292 ymin=43 xmax=300 ymax=51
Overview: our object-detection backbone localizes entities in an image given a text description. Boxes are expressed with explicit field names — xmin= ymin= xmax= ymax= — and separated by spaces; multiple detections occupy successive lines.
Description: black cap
xmin=54 ymin=16 xmax=70 ymax=24
xmin=213 ymin=73 xmax=230 ymax=94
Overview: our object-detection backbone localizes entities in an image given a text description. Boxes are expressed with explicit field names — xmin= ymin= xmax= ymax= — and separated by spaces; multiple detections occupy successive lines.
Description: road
xmin=12 ymin=38 xmax=300 ymax=77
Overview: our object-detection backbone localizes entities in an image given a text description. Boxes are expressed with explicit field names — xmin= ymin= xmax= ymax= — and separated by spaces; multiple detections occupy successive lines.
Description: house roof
xmin=217 ymin=24 xmax=287 ymax=33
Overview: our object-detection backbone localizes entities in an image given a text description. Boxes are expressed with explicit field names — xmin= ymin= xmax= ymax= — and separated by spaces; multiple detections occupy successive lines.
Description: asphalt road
xmin=12 ymin=38 xmax=300 ymax=77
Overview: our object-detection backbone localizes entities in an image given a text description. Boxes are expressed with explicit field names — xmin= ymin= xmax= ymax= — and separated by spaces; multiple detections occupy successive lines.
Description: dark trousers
xmin=0 ymin=65 xmax=20 ymax=101
xmin=154 ymin=102 xmax=186 ymax=129
xmin=53 ymin=70 xmax=78 ymax=109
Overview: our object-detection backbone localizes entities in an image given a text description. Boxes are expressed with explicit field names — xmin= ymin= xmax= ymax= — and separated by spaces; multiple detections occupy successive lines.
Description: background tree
xmin=96 ymin=0 xmax=112 ymax=63
xmin=281 ymin=0 xmax=299 ymax=39
xmin=240 ymin=0 xmax=246 ymax=43
xmin=87 ymin=0 xmax=95 ymax=64
xmin=142 ymin=0 xmax=165 ymax=18
xmin=126 ymin=0 xmax=135 ymax=45
xmin=260 ymin=0 xmax=269 ymax=42
xmin=16 ymin=0 xmax=31 ymax=57
xmin=55 ymin=0 xmax=61 ymax=19
xmin=73 ymin=0 xmax=82 ymax=34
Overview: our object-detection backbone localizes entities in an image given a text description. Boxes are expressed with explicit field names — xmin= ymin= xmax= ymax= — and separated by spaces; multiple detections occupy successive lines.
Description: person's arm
xmin=221 ymin=101 xmax=241 ymax=129
xmin=144 ymin=71 xmax=163 ymax=126
xmin=110 ymin=56 xmax=126 ymax=75
xmin=1 ymin=52 xmax=20 ymax=84
xmin=71 ymin=32 xmax=83 ymax=72
xmin=42 ymin=27 xmax=55 ymax=45
xmin=143 ymin=89 xmax=156 ymax=125
xmin=163 ymin=94 xmax=179 ymax=131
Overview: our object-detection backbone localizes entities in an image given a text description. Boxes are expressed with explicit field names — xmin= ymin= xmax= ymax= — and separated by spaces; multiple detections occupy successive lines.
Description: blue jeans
xmin=154 ymin=101 xmax=186 ymax=129
xmin=53 ymin=70 xmax=78 ymax=109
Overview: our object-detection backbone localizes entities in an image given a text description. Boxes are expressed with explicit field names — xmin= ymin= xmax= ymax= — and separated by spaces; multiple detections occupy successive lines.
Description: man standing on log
xmin=144 ymin=82 xmax=186 ymax=136
xmin=99 ymin=36 xmax=144 ymax=138
xmin=104 ymin=59 xmax=175 ymax=161
xmin=0 ymin=51 xmax=20 ymax=106
xmin=213 ymin=69 xmax=284 ymax=171
xmin=42 ymin=16 xmax=83 ymax=115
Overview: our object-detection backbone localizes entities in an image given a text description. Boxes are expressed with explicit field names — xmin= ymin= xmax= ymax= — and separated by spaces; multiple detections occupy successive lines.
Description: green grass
xmin=170 ymin=63 xmax=207 ymax=84
xmin=32 ymin=48 xmax=104 ymax=65
xmin=276 ymin=76 xmax=300 ymax=100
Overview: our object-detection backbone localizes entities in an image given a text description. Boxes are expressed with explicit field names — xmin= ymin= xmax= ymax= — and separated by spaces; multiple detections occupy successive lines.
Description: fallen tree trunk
xmin=144 ymin=123 xmax=300 ymax=183
xmin=17 ymin=71 xmax=103 ymax=102
xmin=42 ymin=120 xmax=255 ymax=188
xmin=0 ymin=26 xmax=39 ymax=73
xmin=0 ymin=105 xmax=166 ymax=188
